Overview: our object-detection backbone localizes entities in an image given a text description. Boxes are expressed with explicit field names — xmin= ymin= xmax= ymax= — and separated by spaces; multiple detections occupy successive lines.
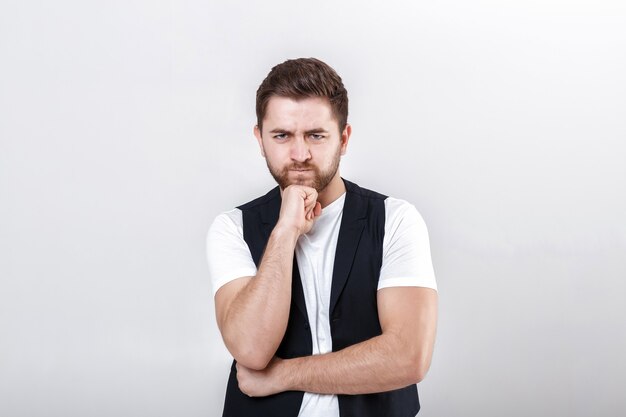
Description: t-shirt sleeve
xmin=206 ymin=209 xmax=258 ymax=296
xmin=378 ymin=198 xmax=438 ymax=291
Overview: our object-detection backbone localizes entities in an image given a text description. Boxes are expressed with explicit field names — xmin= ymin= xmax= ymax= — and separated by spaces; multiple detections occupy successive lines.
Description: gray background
xmin=1 ymin=1 xmax=625 ymax=416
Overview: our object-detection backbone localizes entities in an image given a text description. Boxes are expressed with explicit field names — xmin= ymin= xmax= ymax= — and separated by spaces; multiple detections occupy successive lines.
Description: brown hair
xmin=255 ymin=58 xmax=348 ymax=132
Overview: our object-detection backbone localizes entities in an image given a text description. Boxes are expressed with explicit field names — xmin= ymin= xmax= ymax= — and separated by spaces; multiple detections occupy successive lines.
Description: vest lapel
xmin=259 ymin=187 xmax=308 ymax=322
xmin=329 ymin=179 xmax=367 ymax=316
xmin=259 ymin=187 xmax=280 ymax=250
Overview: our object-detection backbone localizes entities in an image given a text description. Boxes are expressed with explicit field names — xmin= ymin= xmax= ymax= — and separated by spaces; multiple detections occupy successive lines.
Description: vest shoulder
xmin=236 ymin=186 xmax=281 ymax=210
xmin=343 ymin=178 xmax=388 ymax=201
xmin=236 ymin=179 xmax=388 ymax=211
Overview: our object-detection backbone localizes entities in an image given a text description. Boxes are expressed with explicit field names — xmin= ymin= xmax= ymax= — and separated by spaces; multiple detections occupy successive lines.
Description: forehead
xmin=262 ymin=96 xmax=337 ymax=131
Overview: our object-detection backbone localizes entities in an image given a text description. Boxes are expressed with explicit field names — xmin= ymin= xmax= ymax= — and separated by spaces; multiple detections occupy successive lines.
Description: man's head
xmin=255 ymin=58 xmax=348 ymax=133
xmin=254 ymin=58 xmax=351 ymax=192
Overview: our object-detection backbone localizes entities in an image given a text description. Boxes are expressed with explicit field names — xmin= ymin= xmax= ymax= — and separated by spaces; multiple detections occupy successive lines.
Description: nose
xmin=290 ymin=135 xmax=311 ymax=163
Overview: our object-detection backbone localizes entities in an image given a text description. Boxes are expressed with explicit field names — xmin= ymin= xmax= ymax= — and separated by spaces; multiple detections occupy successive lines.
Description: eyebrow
xmin=268 ymin=128 xmax=329 ymax=134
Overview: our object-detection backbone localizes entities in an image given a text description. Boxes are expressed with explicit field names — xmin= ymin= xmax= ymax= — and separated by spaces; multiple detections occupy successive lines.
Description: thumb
xmin=313 ymin=202 xmax=322 ymax=217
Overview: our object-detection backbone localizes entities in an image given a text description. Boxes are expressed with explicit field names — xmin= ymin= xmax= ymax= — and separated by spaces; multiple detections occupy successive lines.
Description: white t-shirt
xmin=206 ymin=192 xmax=437 ymax=417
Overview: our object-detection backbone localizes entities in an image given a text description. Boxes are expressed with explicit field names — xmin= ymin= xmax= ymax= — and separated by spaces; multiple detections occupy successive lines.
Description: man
xmin=206 ymin=57 xmax=438 ymax=417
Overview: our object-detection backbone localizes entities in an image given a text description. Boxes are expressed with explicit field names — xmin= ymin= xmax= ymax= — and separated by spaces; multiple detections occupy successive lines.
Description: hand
xmin=236 ymin=356 xmax=287 ymax=397
xmin=277 ymin=185 xmax=322 ymax=235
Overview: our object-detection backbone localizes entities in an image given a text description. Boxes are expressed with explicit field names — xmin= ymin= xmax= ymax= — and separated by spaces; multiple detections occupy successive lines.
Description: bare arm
xmin=214 ymin=186 xmax=321 ymax=370
xmin=236 ymin=286 xmax=438 ymax=395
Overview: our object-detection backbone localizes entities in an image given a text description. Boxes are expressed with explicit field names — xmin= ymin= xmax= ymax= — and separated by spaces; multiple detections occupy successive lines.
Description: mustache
xmin=286 ymin=163 xmax=316 ymax=170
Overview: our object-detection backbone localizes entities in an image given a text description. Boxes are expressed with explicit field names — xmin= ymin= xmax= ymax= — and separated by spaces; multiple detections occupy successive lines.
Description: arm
xmin=214 ymin=186 xmax=321 ymax=370
xmin=236 ymin=286 xmax=438 ymax=395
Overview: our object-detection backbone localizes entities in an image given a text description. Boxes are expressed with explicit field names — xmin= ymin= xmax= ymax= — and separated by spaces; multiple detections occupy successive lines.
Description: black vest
xmin=222 ymin=178 xmax=420 ymax=417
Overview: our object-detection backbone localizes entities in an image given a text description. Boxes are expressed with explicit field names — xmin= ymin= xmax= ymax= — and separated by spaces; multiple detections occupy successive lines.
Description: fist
xmin=277 ymin=185 xmax=322 ymax=235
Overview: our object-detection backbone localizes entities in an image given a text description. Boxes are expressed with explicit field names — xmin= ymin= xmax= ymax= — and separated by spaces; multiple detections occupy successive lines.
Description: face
xmin=254 ymin=96 xmax=351 ymax=192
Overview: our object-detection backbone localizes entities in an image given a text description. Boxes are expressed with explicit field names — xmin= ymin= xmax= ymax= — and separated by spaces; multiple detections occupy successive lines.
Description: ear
xmin=254 ymin=125 xmax=265 ymax=157
xmin=340 ymin=123 xmax=352 ymax=156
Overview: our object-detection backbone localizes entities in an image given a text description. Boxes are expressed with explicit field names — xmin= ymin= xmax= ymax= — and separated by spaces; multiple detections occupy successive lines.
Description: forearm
xmin=280 ymin=333 xmax=421 ymax=395
xmin=234 ymin=288 xmax=437 ymax=398
xmin=222 ymin=224 xmax=299 ymax=368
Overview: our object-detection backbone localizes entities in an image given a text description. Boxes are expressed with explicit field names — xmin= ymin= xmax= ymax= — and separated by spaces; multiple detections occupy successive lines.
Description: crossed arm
xmin=235 ymin=286 xmax=438 ymax=397
xmin=212 ymin=186 xmax=437 ymax=395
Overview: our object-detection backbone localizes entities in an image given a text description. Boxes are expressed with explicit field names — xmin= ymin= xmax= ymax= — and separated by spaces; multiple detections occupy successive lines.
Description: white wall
xmin=1 ymin=1 xmax=625 ymax=416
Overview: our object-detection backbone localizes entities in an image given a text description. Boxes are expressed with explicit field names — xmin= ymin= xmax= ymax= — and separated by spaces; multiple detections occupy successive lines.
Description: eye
xmin=273 ymin=133 xmax=288 ymax=140
xmin=310 ymin=134 xmax=325 ymax=140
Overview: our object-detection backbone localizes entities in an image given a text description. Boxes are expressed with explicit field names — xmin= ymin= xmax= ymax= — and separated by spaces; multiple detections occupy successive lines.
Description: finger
xmin=303 ymin=196 xmax=317 ymax=210
xmin=303 ymin=199 xmax=316 ymax=214
xmin=303 ymin=189 xmax=318 ymax=204
xmin=313 ymin=202 xmax=322 ymax=217
xmin=302 ymin=186 xmax=317 ymax=197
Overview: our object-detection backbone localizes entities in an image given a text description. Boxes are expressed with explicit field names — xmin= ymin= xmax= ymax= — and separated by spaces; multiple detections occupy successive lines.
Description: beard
xmin=265 ymin=148 xmax=341 ymax=192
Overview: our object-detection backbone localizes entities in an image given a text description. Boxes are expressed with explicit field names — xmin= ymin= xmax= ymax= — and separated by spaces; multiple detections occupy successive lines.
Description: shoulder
xmin=237 ymin=186 xmax=281 ymax=210
xmin=384 ymin=197 xmax=427 ymax=227
xmin=342 ymin=179 xmax=427 ymax=226
xmin=206 ymin=207 xmax=258 ymax=296
xmin=343 ymin=178 xmax=387 ymax=201
xmin=207 ymin=208 xmax=243 ymax=241
xmin=378 ymin=198 xmax=437 ymax=291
